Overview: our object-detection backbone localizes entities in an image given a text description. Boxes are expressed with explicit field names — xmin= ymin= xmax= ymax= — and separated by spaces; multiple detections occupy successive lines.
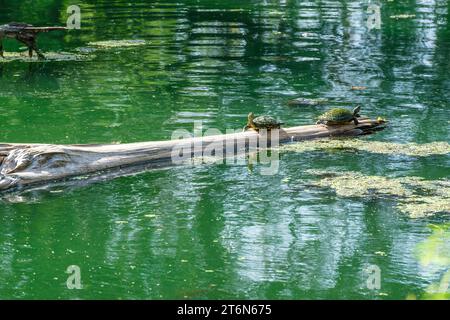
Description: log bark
xmin=0 ymin=118 xmax=386 ymax=192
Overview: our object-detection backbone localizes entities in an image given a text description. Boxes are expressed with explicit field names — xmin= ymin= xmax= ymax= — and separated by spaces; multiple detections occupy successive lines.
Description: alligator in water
xmin=0 ymin=22 xmax=67 ymax=59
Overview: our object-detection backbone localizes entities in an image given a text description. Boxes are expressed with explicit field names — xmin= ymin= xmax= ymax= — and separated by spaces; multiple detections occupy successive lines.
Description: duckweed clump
xmin=306 ymin=170 xmax=450 ymax=218
xmin=87 ymin=40 xmax=148 ymax=48
xmin=280 ymin=139 xmax=450 ymax=157
xmin=0 ymin=52 xmax=90 ymax=62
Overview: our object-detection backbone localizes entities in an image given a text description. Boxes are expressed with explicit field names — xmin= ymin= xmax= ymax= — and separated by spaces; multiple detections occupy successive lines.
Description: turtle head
xmin=353 ymin=106 xmax=361 ymax=117
xmin=248 ymin=112 xmax=255 ymax=122
xmin=377 ymin=117 xmax=387 ymax=123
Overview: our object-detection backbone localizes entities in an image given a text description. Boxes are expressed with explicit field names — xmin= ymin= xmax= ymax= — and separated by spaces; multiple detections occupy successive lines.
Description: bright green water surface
xmin=0 ymin=0 xmax=449 ymax=299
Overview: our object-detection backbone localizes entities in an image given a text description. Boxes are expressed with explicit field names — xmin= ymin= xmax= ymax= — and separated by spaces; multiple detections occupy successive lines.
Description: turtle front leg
xmin=244 ymin=122 xmax=258 ymax=132
xmin=353 ymin=117 xmax=359 ymax=125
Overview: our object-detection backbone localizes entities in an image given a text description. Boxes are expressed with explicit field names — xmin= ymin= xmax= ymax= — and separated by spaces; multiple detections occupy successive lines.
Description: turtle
xmin=243 ymin=112 xmax=284 ymax=131
xmin=316 ymin=106 xmax=361 ymax=126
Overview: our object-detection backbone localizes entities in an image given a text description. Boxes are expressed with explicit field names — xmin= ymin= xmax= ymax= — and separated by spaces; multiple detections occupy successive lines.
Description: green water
xmin=0 ymin=0 xmax=449 ymax=299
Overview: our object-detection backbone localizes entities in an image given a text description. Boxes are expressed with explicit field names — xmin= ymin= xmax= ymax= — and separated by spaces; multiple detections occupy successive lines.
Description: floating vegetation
xmin=280 ymin=139 xmax=450 ymax=157
xmin=399 ymin=197 xmax=450 ymax=218
xmin=87 ymin=40 xmax=148 ymax=48
xmin=0 ymin=51 xmax=91 ymax=62
xmin=306 ymin=170 xmax=450 ymax=218
xmin=390 ymin=14 xmax=416 ymax=19
xmin=308 ymin=170 xmax=410 ymax=198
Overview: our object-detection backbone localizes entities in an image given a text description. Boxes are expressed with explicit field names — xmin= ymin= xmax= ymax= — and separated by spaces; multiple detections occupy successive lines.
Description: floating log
xmin=0 ymin=118 xmax=386 ymax=192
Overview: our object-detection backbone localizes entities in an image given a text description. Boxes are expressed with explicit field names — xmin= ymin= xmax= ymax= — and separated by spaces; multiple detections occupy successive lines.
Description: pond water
xmin=0 ymin=0 xmax=449 ymax=299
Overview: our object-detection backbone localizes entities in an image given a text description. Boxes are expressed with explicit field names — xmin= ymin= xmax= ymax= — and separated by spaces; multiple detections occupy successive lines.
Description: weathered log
xmin=0 ymin=118 xmax=386 ymax=192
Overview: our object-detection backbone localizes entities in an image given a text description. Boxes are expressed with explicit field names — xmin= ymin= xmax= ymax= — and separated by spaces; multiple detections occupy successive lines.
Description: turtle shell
xmin=317 ymin=108 xmax=354 ymax=123
xmin=253 ymin=115 xmax=282 ymax=128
